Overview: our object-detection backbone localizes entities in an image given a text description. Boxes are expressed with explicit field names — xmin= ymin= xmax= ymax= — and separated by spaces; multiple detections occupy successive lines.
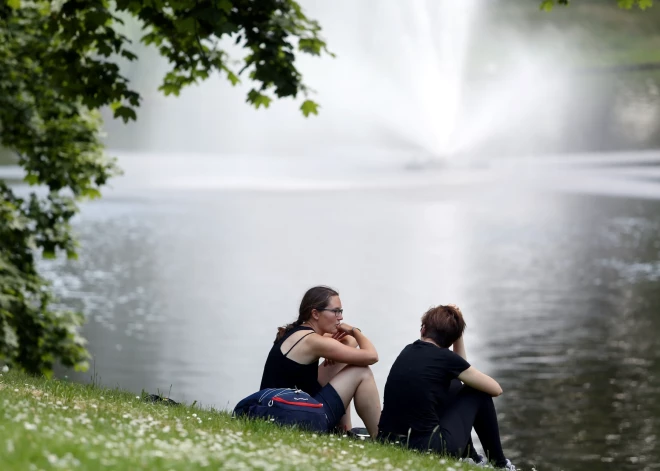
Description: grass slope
xmin=0 ymin=368 xmax=488 ymax=471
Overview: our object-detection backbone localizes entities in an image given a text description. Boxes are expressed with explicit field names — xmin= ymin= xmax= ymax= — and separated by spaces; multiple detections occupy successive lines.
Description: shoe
xmin=502 ymin=459 xmax=516 ymax=470
xmin=460 ymin=454 xmax=487 ymax=467
xmin=347 ymin=427 xmax=371 ymax=440
xmin=143 ymin=394 xmax=180 ymax=406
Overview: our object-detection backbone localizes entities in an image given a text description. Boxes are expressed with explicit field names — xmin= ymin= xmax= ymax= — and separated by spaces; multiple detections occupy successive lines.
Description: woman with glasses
xmin=259 ymin=285 xmax=381 ymax=438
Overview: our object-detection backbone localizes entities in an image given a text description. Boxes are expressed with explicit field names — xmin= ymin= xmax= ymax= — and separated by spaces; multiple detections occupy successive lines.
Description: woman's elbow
xmin=362 ymin=352 xmax=378 ymax=366
xmin=491 ymin=385 xmax=503 ymax=397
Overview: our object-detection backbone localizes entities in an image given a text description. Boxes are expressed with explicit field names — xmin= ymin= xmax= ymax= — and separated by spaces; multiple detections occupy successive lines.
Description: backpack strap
xmin=283 ymin=332 xmax=315 ymax=357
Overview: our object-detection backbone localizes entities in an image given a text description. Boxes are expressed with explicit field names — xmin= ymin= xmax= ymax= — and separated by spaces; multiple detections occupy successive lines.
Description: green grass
xmin=0 ymin=368 xmax=487 ymax=471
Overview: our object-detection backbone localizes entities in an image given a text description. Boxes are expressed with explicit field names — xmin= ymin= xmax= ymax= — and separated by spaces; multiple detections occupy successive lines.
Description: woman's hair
xmin=420 ymin=305 xmax=466 ymax=348
xmin=274 ymin=286 xmax=339 ymax=343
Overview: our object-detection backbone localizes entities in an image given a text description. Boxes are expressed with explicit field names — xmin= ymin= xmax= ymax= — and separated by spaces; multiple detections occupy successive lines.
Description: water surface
xmin=28 ymin=152 xmax=660 ymax=471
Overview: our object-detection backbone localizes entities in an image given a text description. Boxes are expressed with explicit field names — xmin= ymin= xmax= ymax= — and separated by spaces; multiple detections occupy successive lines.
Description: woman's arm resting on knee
xmin=458 ymin=366 xmax=503 ymax=397
xmin=321 ymin=332 xmax=358 ymax=366
xmin=310 ymin=325 xmax=378 ymax=366
xmin=323 ymin=332 xmax=359 ymax=348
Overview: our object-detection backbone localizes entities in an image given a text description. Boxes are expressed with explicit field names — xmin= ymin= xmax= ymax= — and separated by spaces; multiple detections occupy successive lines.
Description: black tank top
xmin=259 ymin=326 xmax=321 ymax=396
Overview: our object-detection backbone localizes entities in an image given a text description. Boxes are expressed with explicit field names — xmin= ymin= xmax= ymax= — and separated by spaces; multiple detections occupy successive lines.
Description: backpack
xmin=233 ymin=388 xmax=328 ymax=432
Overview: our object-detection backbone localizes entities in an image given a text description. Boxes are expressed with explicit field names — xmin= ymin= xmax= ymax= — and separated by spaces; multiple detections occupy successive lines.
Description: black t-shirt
xmin=378 ymin=340 xmax=471 ymax=434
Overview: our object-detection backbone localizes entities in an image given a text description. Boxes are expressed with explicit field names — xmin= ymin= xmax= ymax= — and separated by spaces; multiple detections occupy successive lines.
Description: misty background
xmin=3 ymin=2 xmax=660 ymax=471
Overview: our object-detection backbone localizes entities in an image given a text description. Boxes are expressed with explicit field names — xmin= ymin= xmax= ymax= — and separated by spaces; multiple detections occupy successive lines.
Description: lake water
xmin=12 ymin=151 xmax=660 ymax=471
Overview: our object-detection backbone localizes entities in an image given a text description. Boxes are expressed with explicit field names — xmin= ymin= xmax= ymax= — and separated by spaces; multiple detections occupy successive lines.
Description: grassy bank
xmin=0 ymin=369 xmax=487 ymax=471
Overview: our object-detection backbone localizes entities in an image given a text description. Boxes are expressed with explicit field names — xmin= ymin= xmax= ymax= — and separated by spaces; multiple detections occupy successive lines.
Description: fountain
xmin=105 ymin=0 xmax=479 ymax=167
xmin=103 ymin=0 xmax=660 ymax=181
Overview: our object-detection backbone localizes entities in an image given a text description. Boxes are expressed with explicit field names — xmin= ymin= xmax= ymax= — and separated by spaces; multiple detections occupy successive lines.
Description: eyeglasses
xmin=319 ymin=308 xmax=343 ymax=317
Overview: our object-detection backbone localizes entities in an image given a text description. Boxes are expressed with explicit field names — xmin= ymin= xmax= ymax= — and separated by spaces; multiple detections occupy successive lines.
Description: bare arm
xmin=458 ymin=366 xmax=503 ymax=397
xmin=309 ymin=324 xmax=378 ymax=366
xmin=323 ymin=332 xmax=358 ymax=348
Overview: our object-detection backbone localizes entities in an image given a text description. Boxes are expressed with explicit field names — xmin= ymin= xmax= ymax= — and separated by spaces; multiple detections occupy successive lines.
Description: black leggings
xmin=390 ymin=381 xmax=507 ymax=468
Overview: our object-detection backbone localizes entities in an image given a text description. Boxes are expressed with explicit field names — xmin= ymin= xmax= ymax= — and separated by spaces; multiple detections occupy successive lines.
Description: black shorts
xmin=314 ymin=383 xmax=346 ymax=430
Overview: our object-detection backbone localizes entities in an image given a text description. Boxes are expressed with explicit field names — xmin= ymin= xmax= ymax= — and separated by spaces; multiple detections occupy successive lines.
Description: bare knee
xmin=343 ymin=365 xmax=374 ymax=381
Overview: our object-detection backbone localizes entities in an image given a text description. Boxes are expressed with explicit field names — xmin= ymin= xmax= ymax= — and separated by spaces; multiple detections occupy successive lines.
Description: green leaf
xmin=246 ymin=89 xmax=272 ymax=109
xmin=226 ymin=70 xmax=240 ymax=86
xmin=540 ymin=0 xmax=553 ymax=11
xmin=24 ymin=174 xmax=39 ymax=186
xmin=175 ymin=17 xmax=197 ymax=33
xmin=300 ymin=99 xmax=319 ymax=117
xmin=42 ymin=251 xmax=56 ymax=260
xmin=114 ymin=106 xmax=137 ymax=123
xmin=120 ymin=50 xmax=138 ymax=61
xmin=81 ymin=188 xmax=102 ymax=200
xmin=299 ymin=38 xmax=322 ymax=55
xmin=218 ymin=0 xmax=232 ymax=14
xmin=7 ymin=0 xmax=20 ymax=9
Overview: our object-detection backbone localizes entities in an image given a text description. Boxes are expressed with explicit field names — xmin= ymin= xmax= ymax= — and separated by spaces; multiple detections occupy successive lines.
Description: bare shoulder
xmin=279 ymin=329 xmax=318 ymax=352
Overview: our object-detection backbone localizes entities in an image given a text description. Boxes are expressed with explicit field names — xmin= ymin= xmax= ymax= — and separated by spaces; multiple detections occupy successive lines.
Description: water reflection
xmin=41 ymin=162 xmax=660 ymax=471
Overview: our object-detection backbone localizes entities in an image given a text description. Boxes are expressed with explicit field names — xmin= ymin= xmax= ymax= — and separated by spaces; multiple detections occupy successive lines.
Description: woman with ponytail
xmin=259 ymin=286 xmax=381 ymax=438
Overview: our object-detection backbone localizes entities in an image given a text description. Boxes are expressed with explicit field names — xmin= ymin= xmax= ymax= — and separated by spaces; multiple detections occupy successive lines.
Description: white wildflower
xmin=1 ymin=365 xmax=8 ymax=373
xmin=192 ymin=413 xmax=197 ymax=417
xmin=24 ymin=423 xmax=37 ymax=431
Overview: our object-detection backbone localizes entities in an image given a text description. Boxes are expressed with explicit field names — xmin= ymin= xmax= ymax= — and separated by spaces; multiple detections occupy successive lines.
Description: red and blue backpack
xmin=233 ymin=388 xmax=328 ymax=432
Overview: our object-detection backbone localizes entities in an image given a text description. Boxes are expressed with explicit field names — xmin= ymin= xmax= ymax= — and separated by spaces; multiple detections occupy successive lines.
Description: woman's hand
xmin=332 ymin=330 xmax=349 ymax=342
xmin=337 ymin=323 xmax=356 ymax=335
xmin=311 ymin=326 xmax=378 ymax=366
xmin=322 ymin=330 xmax=358 ymax=366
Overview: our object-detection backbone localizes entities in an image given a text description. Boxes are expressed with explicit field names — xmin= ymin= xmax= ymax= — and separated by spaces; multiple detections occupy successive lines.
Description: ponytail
xmin=274 ymin=320 xmax=303 ymax=343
